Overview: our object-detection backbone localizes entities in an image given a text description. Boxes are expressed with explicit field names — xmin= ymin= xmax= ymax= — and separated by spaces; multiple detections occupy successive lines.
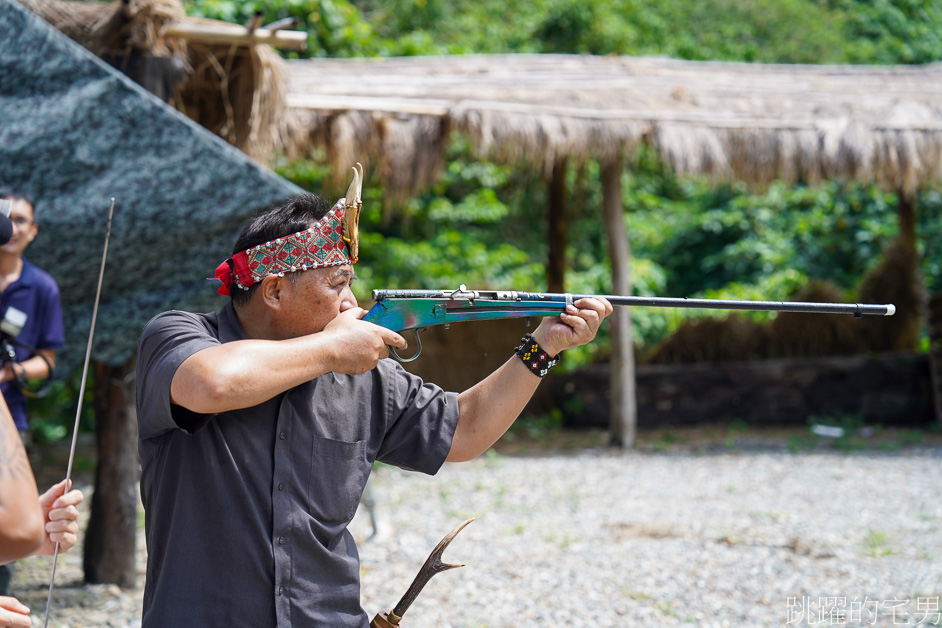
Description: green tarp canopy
xmin=0 ymin=0 xmax=302 ymax=373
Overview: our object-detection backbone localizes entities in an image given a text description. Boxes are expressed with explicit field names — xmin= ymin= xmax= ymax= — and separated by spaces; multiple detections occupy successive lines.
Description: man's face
xmin=276 ymin=264 xmax=359 ymax=338
xmin=1 ymin=198 xmax=37 ymax=257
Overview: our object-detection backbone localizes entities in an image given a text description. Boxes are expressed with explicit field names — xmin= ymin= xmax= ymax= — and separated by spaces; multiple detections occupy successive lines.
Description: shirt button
xmin=278 ymin=586 xmax=284 ymax=595
xmin=279 ymin=431 xmax=286 ymax=440
xmin=277 ymin=483 xmax=285 ymax=491
xmin=279 ymin=536 xmax=286 ymax=545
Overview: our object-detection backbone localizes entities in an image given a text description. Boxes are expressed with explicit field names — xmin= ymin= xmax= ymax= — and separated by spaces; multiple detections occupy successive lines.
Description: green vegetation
xmin=863 ymin=529 xmax=895 ymax=557
xmin=187 ymin=0 xmax=942 ymax=63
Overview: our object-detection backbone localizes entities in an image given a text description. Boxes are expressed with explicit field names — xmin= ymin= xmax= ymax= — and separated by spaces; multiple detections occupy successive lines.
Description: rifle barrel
xmin=558 ymin=294 xmax=894 ymax=317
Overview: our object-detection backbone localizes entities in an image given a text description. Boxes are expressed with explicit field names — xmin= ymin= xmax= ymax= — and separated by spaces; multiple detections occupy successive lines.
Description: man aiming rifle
xmin=134 ymin=166 xmax=611 ymax=627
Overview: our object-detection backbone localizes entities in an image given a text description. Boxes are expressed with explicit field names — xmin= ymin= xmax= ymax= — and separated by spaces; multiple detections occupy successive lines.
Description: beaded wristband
xmin=514 ymin=333 xmax=561 ymax=378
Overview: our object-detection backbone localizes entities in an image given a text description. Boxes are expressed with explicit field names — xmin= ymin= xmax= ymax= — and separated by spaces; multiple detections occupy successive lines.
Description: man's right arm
xmin=170 ymin=308 xmax=406 ymax=415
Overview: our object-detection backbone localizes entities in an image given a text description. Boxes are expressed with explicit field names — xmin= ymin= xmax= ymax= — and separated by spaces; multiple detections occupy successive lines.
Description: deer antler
xmin=370 ymin=518 xmax=474 ymax=627
xmin=341 ymin=162 xmax=363 ymax=260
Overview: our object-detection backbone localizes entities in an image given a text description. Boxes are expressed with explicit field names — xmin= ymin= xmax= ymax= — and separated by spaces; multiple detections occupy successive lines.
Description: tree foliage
xmin=186 ymin=0 xmax=942 ymax=62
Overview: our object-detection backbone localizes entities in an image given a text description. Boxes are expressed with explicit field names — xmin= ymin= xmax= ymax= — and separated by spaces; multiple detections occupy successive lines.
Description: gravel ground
xmin=10 ymin=442 xmax=942 ymax=627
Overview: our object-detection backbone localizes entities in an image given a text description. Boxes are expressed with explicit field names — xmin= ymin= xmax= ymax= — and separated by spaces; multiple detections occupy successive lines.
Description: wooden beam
xmin=602 ymin=158 xmax=637 ymax=448
xmin=547 ymin=157 xmax=568 ymax=293
xmin=84 ymin=358 xmax=139 ymax=588
xmin=929 ymin=294 xmax=942 ymax=426
xmin=163 ymin=21 xmax=308 ymax=51
xmin=286 ymin=94 xmax=450 ymax=116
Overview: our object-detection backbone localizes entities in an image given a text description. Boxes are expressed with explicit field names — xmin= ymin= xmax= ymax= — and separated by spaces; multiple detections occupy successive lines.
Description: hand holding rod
xmin=43 ymin=198 xmax=114 ymax=628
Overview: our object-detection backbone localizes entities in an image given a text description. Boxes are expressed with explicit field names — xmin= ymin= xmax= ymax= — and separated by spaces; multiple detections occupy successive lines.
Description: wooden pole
xmin=929 ymin=294 xmax=942 ymax=426
xmin=83 ymin=357 xmax=139 ymax=588
xmin=162 ymin=22 xmax=308 ymax=51
xmin=547 ymin=157 xmax=568 ymax=293
xmin=601 ymin=158 xmax=636 ymax=448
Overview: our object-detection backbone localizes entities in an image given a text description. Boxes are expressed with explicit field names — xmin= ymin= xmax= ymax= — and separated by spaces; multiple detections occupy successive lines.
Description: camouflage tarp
xmin=0 ymin=0 xmax=301 ymax=372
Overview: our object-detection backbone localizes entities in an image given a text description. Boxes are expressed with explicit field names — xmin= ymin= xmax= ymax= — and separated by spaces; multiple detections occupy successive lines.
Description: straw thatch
xmin=1 ymin=0 xmax=302 ymax=370
xmin=20 ymin=0 xmax=289 ymax=162
xmin=642 ymin=241 xmax=925 ymax=364
xmin=27 ymin=3 xmax=942 ymax=199
xmin=642 ymin=282 xmax=867 ymax=364
xmin=284 ymin=54 xmax=942 ymax=198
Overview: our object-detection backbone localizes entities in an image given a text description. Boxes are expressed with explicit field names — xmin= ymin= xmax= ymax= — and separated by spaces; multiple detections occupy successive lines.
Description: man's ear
xmin=259 ymin=275 xmax=285 ymax=310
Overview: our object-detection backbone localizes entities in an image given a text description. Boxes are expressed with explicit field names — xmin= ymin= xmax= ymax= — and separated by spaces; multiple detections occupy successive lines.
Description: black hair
xmin=229 ymin=193 xmax=332 ymax=307
xmin=0 ymin=186 xmax=36 ymax=218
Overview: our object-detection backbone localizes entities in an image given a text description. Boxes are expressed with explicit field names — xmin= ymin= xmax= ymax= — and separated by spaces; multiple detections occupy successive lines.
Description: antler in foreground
xmin=371 ymin=518 xmax=475 ymax=627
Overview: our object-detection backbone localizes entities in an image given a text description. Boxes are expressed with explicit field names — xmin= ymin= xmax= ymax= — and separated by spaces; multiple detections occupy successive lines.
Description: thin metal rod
xmin=43 ymin=198 xmax=115 ymax=627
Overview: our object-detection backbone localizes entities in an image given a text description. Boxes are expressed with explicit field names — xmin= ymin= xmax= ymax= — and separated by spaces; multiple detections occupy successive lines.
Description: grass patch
xmin=863 ymin=529 xmax=895 ymax=557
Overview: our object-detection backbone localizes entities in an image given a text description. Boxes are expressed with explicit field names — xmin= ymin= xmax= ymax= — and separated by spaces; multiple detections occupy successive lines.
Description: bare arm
xmin=0 ymin=400 xmax=42 ymax=564
xmin=171 ymin=308 xmax=407 ymax=414
xmin=0 ymin=349 xmax=55 ymax=385
xmin=449 ymin=297 xmax=612 ymax=462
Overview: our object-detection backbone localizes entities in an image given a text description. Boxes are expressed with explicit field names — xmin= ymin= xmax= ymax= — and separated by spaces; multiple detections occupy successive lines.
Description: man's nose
xmin=339 ymin=290 xmax=359 ymax=312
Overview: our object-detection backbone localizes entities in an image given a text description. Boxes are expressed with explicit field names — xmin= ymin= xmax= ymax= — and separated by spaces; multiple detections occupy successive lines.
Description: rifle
xmin=363 ymin=285 xmax=896 ymax=362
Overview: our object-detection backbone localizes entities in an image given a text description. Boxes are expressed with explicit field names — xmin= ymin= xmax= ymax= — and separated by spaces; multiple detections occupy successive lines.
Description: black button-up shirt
xmin=136 ymin=302 xmax=459 ymax=627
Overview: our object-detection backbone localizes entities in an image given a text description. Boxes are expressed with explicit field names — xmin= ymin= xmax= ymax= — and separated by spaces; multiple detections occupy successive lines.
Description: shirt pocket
xmin=308 ymin=436 xmax=370 ymax=524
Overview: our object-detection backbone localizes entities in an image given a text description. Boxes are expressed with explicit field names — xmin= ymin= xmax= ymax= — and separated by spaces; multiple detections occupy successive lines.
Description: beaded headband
xmin=214 ymin=163 xmax=363 ymax=297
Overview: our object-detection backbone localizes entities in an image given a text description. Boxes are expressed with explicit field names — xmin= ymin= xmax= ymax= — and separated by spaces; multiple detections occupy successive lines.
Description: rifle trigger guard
xmin=390 ymin=328 xmax=425 ymax=363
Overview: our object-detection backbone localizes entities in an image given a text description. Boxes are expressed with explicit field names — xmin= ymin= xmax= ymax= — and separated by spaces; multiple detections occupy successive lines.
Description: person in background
xmin=0 ymin=187 xmax=65 ymax=597
xmin=0 ymin=392 xmax=83 ymax=628
xmin=0 ymin=187 xmax=64 ymax=442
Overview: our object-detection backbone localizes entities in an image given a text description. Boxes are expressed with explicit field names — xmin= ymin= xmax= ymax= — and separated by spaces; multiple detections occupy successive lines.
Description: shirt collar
xmin=12 ymin=258 xmax=36 ymax=288
xmin=216 ymin=300 xmax=247 ymax=344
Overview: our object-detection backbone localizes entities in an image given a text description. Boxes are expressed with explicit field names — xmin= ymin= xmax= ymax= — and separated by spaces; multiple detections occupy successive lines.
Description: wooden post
xmin=547 ymin=157 xmax=568 ymax=293
xmin=929 ymin=294 xmax=942 ymax=426
xmin=601 ymin=159 xmax=636 ymax=448
xmin=84 ymin=357 xmax=138 ymax=588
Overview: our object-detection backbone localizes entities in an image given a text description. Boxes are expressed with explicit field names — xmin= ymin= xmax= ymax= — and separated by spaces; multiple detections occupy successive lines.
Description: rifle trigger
xmin=389 ymin=328 xmax=425 ymax=363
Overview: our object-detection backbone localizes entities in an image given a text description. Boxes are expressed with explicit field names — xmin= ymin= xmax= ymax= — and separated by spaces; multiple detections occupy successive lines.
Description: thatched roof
xmin=29 ymin=3 xmax=942 ymax=200
xmin=18 ymin=0 xmax=293 ymax=162
xmin=0 ymin=0 xmax=301 ymax=369
xmin=284 ymin=54 xmax=942 ymax=197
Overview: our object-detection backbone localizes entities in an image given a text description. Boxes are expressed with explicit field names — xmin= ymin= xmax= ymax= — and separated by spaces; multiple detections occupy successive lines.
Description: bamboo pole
xmin=163 ymin=22 xmax=307 ymax=51
xmin=602 ymin=158 xmax=637 ymax=448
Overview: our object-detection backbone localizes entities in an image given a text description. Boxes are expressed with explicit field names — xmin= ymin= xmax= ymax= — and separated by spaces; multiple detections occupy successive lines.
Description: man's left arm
xmin=449 ymin=297 xmax=612 ymax=462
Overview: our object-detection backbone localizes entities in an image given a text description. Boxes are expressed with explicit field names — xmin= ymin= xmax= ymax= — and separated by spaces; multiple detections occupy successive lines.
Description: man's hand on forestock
xmin=322 ymin=308 xmax=407 ymax=375
xmin=533 ymin=296 xmax=613 ymax=357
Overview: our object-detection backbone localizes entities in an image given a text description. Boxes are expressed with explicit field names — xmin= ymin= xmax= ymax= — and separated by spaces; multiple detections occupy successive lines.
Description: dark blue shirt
xmin=0 ymin=258 xmax=65 ymax=430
